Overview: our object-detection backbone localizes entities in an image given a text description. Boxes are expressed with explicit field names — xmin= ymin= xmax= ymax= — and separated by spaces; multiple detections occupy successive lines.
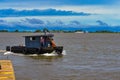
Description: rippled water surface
xmin=0 ymin=33 xmax=120 ymax=80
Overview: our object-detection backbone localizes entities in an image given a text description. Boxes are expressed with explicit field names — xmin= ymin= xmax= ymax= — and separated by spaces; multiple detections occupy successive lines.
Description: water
xmin=0 ymin=33 xmax=120 ymax=80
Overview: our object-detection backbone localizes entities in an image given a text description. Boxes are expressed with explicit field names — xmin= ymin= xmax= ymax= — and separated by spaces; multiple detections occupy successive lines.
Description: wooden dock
xmin=0 ymin=60 xmax=15 ymax=80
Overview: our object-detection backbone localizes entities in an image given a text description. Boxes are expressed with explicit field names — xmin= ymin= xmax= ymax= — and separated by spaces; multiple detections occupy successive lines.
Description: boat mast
xmin=43 ymin=28 xmax=50 ymax=35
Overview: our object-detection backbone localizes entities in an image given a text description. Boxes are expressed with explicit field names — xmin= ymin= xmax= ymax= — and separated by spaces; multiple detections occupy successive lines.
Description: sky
xmin=0 ymin=0 xmax=120 ymax=32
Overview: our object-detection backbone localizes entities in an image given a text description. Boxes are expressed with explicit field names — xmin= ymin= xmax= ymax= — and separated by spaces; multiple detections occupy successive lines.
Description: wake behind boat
xmin=6 ymin=31 xmax=63 ymax=56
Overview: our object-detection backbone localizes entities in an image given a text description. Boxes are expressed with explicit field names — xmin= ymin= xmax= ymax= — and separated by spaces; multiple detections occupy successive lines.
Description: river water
xmin=0 ymin=33 xmax=120 ymax=80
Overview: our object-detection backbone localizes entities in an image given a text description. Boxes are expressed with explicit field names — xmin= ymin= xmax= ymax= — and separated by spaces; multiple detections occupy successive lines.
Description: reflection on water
xmin=29 ymin=55 xmax=63 ymax=61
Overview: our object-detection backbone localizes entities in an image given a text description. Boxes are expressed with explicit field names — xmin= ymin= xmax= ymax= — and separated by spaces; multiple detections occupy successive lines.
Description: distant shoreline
xmin=0 ymin=29 xmax=120 ymax=33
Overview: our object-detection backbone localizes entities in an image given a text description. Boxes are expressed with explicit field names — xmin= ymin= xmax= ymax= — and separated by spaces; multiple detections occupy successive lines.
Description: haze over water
xmin=0 ymin=33 xmax=120 ymax=80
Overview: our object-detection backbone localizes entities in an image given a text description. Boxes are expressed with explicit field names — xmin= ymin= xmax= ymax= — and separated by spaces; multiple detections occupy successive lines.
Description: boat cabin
xmin=24 ymin=34 xmax=54 ymax=48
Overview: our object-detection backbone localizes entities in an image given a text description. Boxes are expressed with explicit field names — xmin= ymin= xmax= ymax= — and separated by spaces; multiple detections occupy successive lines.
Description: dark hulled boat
xmin=6 ymin=33 xmax=63 ymax=55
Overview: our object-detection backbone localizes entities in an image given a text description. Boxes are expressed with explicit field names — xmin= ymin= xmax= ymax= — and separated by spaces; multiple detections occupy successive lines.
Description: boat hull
xmin=6 ymin=46 xmax=63 ymax=55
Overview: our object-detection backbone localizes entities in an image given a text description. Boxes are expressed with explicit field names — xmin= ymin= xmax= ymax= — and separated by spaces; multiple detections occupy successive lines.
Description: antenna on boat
xmin=43 ymin=28 xmax=50 ymax=35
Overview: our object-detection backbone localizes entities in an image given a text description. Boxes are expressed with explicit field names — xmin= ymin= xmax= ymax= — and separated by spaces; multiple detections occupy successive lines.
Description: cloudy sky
xmin=0 ymin=0 xmax=120 ymax=31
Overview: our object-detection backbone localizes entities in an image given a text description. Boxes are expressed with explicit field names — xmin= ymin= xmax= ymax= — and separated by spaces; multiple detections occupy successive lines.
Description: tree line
xmin=0 ymin=29 xmax=119 ymax=33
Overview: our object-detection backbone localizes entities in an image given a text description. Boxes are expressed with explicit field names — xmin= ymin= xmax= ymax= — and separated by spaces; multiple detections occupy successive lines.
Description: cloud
xmin=0 ymin=18 xmax=119 ymax=32
xmin=0 ymin=20 xmax=5 ymax=23
xmin=25 ymin=18 xmax=44 ymax=24
xmin=55 ymin=5 xmax=120 ymax=15
xmin=0 ymin=19 xmax=11 ymax=27
xmin=54 ymin=20 xmax=64 ymax=25
xmin=45 ymin=20 xmax=65 ymax=28
xmin=0 ymin=0 xmax=119 ymax=17
xmin=70 ymin=20 xmax=81 ymax=25
xmin=96 ymin=20 xmax=108 ymax=26
xmin=0 ymin=8 xmax=91 ymax=17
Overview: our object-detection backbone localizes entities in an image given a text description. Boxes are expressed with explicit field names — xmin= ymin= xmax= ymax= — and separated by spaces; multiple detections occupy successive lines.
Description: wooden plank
xmin=0 ymin=60 xmax=15 ymax=80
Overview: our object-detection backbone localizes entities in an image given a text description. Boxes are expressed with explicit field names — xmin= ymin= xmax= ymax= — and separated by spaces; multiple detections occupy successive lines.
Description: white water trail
xmin=4 ymin=51 xmax=13 ymax=55
xmin=4 ymin=51 xmax=25 ymax=56
xmin=41 ymin=50 xmax=67 ymax=56
xmin=62 ymin=50 xmax=67 ymax=55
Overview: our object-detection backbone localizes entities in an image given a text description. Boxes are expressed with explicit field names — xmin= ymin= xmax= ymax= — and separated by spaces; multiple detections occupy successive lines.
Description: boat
xmin=6 ymin=32 xmax=63 ymax=55
xmin=0 ymin=60 xmax=15 ymax=80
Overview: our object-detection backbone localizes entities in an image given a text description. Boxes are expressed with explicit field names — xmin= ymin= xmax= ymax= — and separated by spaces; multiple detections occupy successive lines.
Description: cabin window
xmin=30 ymin=37 xmax=36 ymax=41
